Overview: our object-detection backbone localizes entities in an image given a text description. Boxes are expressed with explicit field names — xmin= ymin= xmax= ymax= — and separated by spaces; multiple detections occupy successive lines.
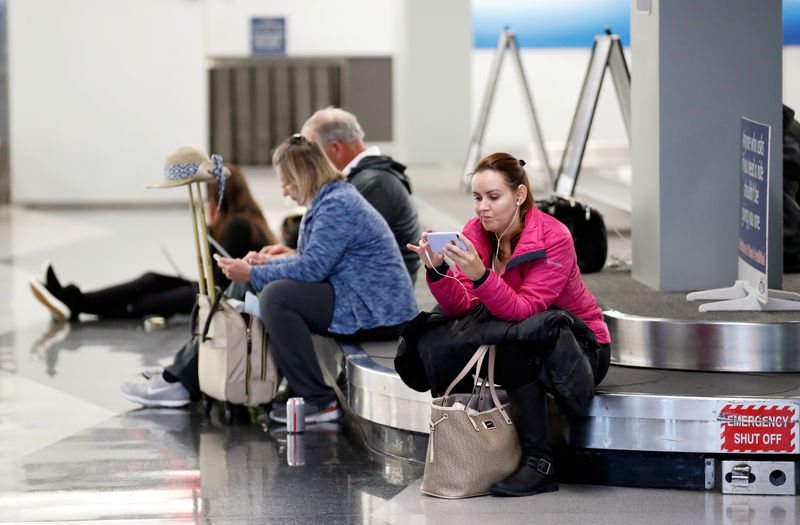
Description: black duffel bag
xmin=536 ymin=196 xmax=607 ymax=273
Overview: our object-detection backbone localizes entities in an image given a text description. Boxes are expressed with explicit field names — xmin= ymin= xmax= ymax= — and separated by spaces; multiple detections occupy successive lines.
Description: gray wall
xmin=0 ymin=0 xmax=7 ymax=204
xmin=631 ymin=0 xmax=783 ymax=291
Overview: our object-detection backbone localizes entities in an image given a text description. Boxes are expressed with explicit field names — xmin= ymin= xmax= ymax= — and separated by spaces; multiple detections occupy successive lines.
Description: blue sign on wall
xmin=252 ymin=17 xmax=285 ymax=55
xmin=738 ymin=118 xmax=770 ymax=279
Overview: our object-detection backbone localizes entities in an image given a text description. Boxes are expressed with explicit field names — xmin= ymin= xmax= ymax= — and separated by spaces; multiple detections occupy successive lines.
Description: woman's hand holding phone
xmin=215 ymin=255 xmax=252 ymax=282
xmin=406 ymin=229 xmax=444 ymax=269
xmin=243 ymin=251 xmax=266 ymax=265
xmin=441 ymin=234 xmax=485 ymax=280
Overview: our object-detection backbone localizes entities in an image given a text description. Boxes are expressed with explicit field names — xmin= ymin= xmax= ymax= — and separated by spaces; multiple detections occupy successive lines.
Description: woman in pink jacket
xmin=408 ymin=152 xmax=610 ymax=498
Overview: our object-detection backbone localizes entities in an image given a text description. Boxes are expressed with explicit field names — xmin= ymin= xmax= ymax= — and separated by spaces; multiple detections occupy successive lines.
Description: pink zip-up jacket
xmin=428 ymin=207 xmax=610 ymax=344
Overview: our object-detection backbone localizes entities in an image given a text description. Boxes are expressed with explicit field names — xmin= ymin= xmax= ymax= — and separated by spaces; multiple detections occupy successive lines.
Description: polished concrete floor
xmin=1 ymin=163 xmax=798 ymax=524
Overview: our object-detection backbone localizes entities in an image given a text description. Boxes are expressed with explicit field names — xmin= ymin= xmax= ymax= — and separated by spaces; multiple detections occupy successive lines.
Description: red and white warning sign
xmin=718 ymin=402 xmax=798 ymax=453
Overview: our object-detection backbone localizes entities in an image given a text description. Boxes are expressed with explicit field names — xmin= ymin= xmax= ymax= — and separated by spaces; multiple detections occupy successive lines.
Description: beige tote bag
xmin=420 ymin=344 xmax=522 ymax=498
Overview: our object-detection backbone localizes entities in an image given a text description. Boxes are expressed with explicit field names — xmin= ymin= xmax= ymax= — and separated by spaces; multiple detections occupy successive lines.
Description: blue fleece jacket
xmin=250 ymin=181 xmax=418 ymax=334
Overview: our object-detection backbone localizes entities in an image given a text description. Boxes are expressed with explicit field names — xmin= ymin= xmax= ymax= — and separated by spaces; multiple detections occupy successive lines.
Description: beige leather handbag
xmin=420 ymin=344 xmax=522 ymax=499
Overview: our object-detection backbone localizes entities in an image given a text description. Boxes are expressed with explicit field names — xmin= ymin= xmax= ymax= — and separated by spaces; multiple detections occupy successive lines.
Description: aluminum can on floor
xmin=286 ymin=397 xmax=305 ymax=433
xmin=287 ymin=433 xmax=305 ymax=466
xmin=143 ymin=316 xmax=166 ymax=332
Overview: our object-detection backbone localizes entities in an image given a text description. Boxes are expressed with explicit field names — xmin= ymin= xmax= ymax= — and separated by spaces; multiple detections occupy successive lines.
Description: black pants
xmin=419 ymin=335 xmax=612 ymax=398
xmin=260 ymin=279 xmax=404 ymax=407
xmin=78 ymin=272 xmax=196 ymax=318
xmin=167 ymin=280 xmax=404 ymax=405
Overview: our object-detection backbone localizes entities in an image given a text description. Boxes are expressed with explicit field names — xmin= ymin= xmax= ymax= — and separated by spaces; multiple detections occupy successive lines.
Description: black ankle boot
xmin=490 ymin=455 xmax=558 ymax=496
xmin=490 ymin=381 xmax=558 ymax=497
xmin=44 ymin=264 xmax=63 ymax=292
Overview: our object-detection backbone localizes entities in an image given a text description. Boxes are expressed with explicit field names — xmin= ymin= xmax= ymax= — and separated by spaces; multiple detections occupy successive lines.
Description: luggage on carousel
xmin=535 ymin=196 xmax=607 ymax=274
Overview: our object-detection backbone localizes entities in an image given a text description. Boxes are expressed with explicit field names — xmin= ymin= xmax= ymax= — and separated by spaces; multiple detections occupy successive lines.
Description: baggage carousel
xmin=316 ymin=269 xmax=800 ymax=492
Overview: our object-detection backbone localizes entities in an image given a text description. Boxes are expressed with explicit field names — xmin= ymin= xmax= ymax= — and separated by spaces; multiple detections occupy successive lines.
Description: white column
xmin=630 ymin=0 xmax=782 ymax=290
xmin=393 ymin=0 xmax=471 ymax=164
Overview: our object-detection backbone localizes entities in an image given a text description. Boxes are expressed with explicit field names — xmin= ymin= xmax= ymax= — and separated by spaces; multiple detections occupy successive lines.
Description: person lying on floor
xmin=29 ymin=154 xmax=277 ymax=322
xmin=121 ymin=135 xmax=418 ymax=424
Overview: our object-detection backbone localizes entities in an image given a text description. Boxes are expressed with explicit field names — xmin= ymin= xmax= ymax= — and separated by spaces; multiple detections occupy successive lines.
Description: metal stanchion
xmin=462 ymin=29 xmax=552 ymax=189
xmin=555 ymin=31 xmax=631 ymax=197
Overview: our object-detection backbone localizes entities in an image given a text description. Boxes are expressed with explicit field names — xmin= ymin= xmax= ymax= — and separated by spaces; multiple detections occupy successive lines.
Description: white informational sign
xmin=687 ymin=117 xmax=800 ymax=310
xmin=738 ymin=118 xmax=770 ymax=303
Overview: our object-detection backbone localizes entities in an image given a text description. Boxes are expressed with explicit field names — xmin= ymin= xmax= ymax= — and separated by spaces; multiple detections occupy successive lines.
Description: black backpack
xmin=535 ymin=196 xmax=608 ymax=274
xmin=782 ymin=105 xmax=800 ymax=272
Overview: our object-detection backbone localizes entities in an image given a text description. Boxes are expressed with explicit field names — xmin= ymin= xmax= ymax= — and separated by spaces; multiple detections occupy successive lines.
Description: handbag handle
xmin=442 ymin=345 xmax=513 ymax=425
xmin=487 ymin=346 xmax=512 ymax=424
xmin=443 ymin=344 xmax=490 ymax=398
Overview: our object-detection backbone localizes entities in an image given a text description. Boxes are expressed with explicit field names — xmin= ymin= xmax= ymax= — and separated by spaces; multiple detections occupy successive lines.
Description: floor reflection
xmin=22 ymin=318 xmax=190 ymax=378
xmin=1 ymin=404 xmax=423 ymax=523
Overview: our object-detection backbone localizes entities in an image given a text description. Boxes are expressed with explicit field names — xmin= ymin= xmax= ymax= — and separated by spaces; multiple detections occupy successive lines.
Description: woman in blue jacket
xmin=219 ymin=134 xmax=418 ymax=423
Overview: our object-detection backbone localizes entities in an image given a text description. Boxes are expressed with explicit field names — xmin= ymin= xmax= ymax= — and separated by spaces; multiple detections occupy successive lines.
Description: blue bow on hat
xmin=210 ymin=154 xmax=226 ymax=210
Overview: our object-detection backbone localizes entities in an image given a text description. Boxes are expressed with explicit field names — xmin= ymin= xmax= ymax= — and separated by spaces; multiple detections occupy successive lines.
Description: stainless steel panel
xmin=271 ymin=65 xmax=292 ymax=144
xmin=210 ymin=68 xmax=233 ymax=160
xmin=343 ymin=343 xmax=431 ymax=434
xmin=312 ymin=66 xmax=332 ymax=113
xmin=343 ymin=58 xmax=392 ymax=142
xmin=208 ymin=57 xmax=368 ymax=163
xmin=721 ymin=460 xmax=796 ymax=495
xmin=292 ymin=64 xmax=312 ymax=129
xmin=332 ymin=341 xmax=800 ymax=455
xmin=252 ymin=68 xmax=271 ymax=164
xmin=606 ymin=309 xmax=800 ymax=372
xmin=233 ymin=68 xmax=252 ymax=164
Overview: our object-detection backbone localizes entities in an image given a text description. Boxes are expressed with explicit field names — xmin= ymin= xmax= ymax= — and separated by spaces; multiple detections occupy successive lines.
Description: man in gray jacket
xmin=301 ymin=107 xmax=421 ymax=282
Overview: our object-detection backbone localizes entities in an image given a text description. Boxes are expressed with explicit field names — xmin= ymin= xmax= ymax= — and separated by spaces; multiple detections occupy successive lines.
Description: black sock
xmin=162 ymin=370 xmax=180 ymax=383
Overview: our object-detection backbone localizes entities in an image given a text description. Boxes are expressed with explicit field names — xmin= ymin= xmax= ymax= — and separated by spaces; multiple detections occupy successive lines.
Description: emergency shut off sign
xmin=718 ymin=402 xmax=798 ymax=453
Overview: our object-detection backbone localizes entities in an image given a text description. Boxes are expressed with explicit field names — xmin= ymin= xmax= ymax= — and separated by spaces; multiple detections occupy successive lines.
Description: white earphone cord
xmin=425 ymin=249 xmax=477 ymax=303
xmin=492 ymin=198 xmax=521 ymax=273
xmin=426 ymin=196 xmax=521 ymax=301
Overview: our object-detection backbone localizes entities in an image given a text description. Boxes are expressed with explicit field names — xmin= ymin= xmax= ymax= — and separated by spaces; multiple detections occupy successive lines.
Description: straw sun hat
xmin=146 ymin=146 xmax=230 ymax=189
xmin=147 ymin=146 xmax=230 ymax=207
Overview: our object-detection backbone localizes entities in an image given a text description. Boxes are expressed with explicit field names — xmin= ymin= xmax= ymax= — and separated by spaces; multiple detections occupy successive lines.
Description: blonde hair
xmin=272 ymin=134 xmax=345 ymax=205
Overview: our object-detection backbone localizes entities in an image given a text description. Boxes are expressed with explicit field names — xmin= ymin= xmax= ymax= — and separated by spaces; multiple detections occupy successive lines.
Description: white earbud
xmin=516 ymin=196 xmax=522 ymax=205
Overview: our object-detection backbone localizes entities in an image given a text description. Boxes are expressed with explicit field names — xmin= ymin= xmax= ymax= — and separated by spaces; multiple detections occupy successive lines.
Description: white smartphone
xmin=426 ymin=231 xmax=467 ymax=253
xmin=208 ymin=234 xmax=232 ymax=258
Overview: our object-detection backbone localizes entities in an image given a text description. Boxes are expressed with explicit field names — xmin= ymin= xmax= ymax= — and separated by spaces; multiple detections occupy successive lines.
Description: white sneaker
xmin=120 ymin=374 xmax=190 ymax=408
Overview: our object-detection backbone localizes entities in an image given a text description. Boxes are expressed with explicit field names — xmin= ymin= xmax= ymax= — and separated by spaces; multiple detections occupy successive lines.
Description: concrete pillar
xmin=393 ymin=0 xmax=471 ymax=164
xmin=630 ymin=0 xmax=783 ymax=290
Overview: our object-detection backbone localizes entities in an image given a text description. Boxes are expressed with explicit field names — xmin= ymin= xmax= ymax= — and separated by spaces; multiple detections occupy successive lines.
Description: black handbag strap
xmin=200 ymin=287 xmax=225 ymax=342
xmin=190 ymin=300 xmax=199 ymax=336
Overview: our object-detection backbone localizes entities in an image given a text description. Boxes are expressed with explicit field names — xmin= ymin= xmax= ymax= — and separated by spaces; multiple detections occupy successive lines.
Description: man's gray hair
xmin=301 ymin=107 xmax=365 ymax=146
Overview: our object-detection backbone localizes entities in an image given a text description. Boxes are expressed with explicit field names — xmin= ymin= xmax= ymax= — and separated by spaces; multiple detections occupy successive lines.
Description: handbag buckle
xmin=482 ymin=420 xmax=496 ymax=430
xmin=536 ymin=458 xmax=552 ymax=476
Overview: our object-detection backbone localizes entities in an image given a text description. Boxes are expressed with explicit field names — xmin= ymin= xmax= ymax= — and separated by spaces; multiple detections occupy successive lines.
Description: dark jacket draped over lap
xmin=395 ymin=304 xmax=604 ymax=414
